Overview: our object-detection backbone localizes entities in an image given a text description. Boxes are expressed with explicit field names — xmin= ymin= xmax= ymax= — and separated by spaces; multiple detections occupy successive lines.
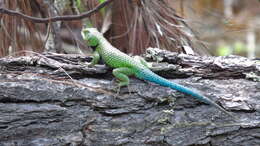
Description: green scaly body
xmin=82 ymin=28 xmax=236 ymax=118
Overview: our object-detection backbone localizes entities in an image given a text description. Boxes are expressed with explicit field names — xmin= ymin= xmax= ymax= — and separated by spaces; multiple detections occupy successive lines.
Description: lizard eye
xmin=86 ymin=35 xmax=99 ymax=47
xmin=81 ymin=28 xmax=99 ymax=47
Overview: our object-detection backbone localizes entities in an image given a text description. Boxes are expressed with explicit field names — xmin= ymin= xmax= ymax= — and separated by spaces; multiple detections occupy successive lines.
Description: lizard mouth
xmin=91 ymin=44 xmax=99 ymax=51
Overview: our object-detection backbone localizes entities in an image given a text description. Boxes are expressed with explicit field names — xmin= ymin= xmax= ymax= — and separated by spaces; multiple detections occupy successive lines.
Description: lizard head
xmin=81 ymin=28 xmax=101 ymax=48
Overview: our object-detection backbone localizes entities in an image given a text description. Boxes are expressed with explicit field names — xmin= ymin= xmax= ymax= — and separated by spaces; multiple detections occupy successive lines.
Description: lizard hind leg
xmin=112 ymin=67 xmax=135 ymax=96
xmin=134 ymin=56 xmax=152 ymax=68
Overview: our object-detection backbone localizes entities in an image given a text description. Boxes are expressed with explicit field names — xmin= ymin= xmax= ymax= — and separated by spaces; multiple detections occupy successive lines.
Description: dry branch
xmin=0 ymin=0 xmax=114 ymax=23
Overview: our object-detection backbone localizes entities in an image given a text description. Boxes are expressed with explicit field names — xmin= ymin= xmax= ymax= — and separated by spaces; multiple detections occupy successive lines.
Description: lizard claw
xmin=87 ymin=63 xmax=95 ymax=68
xmin=112 ymin=85 xmax=133 ymax=98
xmin=127 ymin=85 xmax=132 ymax=95
xmin=112 ymin=86 xmax=121 ymax=98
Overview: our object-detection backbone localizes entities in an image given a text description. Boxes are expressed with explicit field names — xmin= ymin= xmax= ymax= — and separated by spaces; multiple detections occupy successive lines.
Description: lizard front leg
xmin=112 ymin=67 xmax=135 ymax=95
xmin=88 ymin=50 xmax=100 ymax=67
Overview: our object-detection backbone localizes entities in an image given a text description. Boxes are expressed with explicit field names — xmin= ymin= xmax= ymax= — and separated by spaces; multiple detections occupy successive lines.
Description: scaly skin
xmin=82 ymin=28 xmax=236 ymax=118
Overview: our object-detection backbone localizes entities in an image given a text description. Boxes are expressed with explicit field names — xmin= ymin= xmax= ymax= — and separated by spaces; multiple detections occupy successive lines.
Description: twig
xmin=0 ymin=0 xmax=115 ymax=23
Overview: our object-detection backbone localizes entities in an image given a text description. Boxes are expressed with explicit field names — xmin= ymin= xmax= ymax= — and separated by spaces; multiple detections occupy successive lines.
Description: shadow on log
xmin=0 ymin=49 xmax=259 ymax=146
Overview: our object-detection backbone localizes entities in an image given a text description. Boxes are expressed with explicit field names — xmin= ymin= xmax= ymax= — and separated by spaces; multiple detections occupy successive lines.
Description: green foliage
xmin=233 ymin=42 xmax=247 ymax=54
xmin=216 ymin=41 xmax=247 ymax=56
xmin=98 ymin=0 xmax=106 ymax=3
xmin=76 ymin=0 xmax=107 ymax=28
xmin=75 ymin=0 xmax=93 ymax=27
xmin=217 ymin=44 xmax=232 ymax=56
xmin=98 ymin=0 xmax=106 ymax=16
xmin=76 ymin=0 xmax=84 ymax=12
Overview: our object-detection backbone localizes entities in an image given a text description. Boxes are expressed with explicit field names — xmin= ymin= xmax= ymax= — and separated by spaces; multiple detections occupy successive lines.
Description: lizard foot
xmin=112 ymin=86 xmax=121 ymax=98
xmin=112 ymin=84 xmax=132 ymax=98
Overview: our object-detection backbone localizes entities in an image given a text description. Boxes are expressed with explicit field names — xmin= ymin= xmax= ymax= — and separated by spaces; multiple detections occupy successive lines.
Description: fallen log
xmin=0 ymin=50 xmax=259 ymax=145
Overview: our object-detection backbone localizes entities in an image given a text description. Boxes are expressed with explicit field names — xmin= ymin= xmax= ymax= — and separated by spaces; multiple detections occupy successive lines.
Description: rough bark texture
xmin=0 ymin=49 xmax=259 ymax=146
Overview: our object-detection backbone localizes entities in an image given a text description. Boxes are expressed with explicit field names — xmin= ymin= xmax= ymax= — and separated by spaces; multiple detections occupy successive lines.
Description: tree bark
xmin=0 ymin=50 xmax=259 ymax=146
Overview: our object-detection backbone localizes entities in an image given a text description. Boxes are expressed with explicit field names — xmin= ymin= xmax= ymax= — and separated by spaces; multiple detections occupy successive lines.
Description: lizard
xmin=81 ymin=27 xmax=236 ymax=118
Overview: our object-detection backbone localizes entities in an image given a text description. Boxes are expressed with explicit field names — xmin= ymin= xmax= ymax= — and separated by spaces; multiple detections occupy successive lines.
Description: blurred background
xmin=172 ymin=0 xmax=260 ymax=58
xmin=0 ymin=0 xmax=259 ymax=58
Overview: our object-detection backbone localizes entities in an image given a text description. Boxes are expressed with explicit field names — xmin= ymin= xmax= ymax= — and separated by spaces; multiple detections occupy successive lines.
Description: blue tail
xmin=136 ymin=69 xmax=236 ymax=118
xmin=136 ymin=69 xmax=237 ymax=119
xmin=136 ymin=69 xmax=212 ymax=104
